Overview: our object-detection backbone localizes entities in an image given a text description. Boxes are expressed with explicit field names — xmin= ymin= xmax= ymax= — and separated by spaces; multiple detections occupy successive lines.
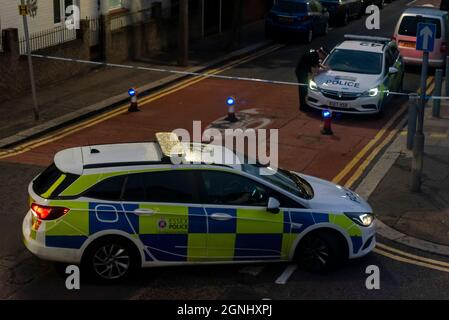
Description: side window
xmin=140 ymin=170 xmax=197 ymax=203
xmin=200 ymin=171 xmax=269 ymax=206
xmin=84 ymin=175 xmax=126 ymax=201
xmin=199 ymin=171 xmax=304 ymax=208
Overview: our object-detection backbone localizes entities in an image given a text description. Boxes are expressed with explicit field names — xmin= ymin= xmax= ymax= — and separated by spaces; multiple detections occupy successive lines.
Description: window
xmin=325 ymin=49 xmax=383 ymax=74
xmin=273 ymin=1 xmax=307 ymax=13
xmin=53 ymin=0 xmax=62 ymax=24
xmin=84 ymin=175 xmax=126 ymax=201
xmin=122 ymin=171 xmax=197 ymax=203
xmin=398 ymin=16 xmax=441 ymax=39
xmin=200 ymin=171 xmax=269 ymax=206
xmin=33 ymin=163 xmax=63 ymax=196
xmin=109 ymin=0 xmax=123 ymax=10
xmin=53 ymin=0 xmax=76 ymax=24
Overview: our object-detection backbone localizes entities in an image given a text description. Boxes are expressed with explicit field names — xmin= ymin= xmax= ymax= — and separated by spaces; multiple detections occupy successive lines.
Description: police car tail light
xmin=344 ymin=212 xmax=374 ymax=227
xmin=31 ymin=203 xmax=70 ymax=220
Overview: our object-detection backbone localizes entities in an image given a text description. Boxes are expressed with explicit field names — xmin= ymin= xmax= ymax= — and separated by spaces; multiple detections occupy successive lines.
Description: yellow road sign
xmin=19 ymin=4 xmax=29 ymax=16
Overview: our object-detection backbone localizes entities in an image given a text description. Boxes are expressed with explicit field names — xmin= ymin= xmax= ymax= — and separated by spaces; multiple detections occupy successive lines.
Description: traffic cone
xmin=321 ymin=109 xmax=333 ymax=135
xmin=225 ymin=96 xmax=238 ymax=122
xmin=128 ymin=88 xmax=140 ymax=112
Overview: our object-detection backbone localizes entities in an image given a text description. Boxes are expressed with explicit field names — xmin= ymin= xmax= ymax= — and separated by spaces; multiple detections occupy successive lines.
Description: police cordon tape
xmin=31 ymin=54 xmax=449 ymax=99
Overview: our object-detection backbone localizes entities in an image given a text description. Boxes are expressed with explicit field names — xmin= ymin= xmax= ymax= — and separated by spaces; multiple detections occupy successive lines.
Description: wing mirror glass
xmin=388 ymin=66 xmax=398 ymax=74
xmin=267 ymin=197 xmax=281 ymax=214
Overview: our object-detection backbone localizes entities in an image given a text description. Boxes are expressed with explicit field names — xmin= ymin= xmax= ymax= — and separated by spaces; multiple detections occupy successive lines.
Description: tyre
xmin=81 ymin=236 xmax=141 ymax=283
xmin=295 ymin=230 xmax=345 ymax=273
xmin=304 ymin=28 xmax=313 ymax=43
xmin=376 ymin=98 xmax=386 ymax=119
xmin=342 ymin=11 xmax=349 ymax=26
xmin=323 ymin=22 xmax=329 ymax=35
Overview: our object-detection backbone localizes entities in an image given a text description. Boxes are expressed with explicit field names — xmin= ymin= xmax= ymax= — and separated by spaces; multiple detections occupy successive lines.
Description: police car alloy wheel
xmin=82 ymin=237 xmax=140 ymax=282
xmin=295 ymin=231 xmax=344 ymax=273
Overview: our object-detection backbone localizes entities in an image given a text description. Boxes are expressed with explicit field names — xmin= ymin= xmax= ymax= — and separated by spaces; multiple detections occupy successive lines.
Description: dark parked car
xmin=319 ymin=0 xmax=362 ymax=26
xmin=265 ymin=0 xmax=330 ymax=43
xmin=361 ymin=0 xmax=385 ymax=12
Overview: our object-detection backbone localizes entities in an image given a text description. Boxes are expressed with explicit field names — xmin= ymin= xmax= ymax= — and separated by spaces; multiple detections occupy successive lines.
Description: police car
xmin=23 ymin=133 xmax=376 ymax=282
xmin=307 ymin=34 xmax=404 ymax=116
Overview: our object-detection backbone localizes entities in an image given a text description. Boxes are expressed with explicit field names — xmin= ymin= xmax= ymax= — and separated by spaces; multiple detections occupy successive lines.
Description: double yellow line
xmin=0 ymin=44 xmax=284 ymax=160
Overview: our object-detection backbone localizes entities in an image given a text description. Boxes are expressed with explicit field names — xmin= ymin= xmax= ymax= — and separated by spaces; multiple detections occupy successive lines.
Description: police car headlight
xmin=344 ymin=212 xmax=374 ymax=227
xmin=367 ymin=88 xmax=379 ymax=97
xmin=309 ymin=80 xmax=318 ymax=91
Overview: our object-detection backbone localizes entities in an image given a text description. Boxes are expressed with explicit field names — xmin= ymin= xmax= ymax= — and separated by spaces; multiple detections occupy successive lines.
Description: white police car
xmin=23 ymin=133 xmax=375 ymax=281
xmin=307 ymin=35 xmax=404 ymax=116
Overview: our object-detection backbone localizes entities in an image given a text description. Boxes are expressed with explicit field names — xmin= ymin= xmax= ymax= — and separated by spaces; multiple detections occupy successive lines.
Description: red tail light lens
xmin=441 ymin=42 xmax=447 ymax=53
xmin=31 ymin=203 xmax=70 ymax=220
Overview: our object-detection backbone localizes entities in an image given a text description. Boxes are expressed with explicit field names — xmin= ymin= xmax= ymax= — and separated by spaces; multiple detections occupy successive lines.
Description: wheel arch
xmin=288 ymin=224 xmax=352 ymax=260
xmin=80 ymin=230 xmax=144 ymax=267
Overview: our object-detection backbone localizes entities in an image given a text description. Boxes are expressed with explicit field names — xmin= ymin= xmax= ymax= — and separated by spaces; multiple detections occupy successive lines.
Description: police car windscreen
xmin=398 ymin=16 xmax=441 ymax=38
xmin=273 ymin=0 xmax=307 ymax=13
xmin=325 ymin=49 xmax=382 ymax=75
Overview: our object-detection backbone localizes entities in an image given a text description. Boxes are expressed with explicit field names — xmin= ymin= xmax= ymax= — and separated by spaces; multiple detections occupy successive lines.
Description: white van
xmin=393 ymin=7 xmax=449 ymax=67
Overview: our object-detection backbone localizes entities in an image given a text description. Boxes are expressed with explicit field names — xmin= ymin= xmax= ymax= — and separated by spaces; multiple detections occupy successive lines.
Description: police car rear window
xmin=326 ymin=49 xmax=383 ymax=75
xmin=398 ymin=16 xmax=441 ymax=38
xmin=273 ymin=1 xmax=307 ymax=13
xmin=33 ymin=163 xmax=80 ymax=198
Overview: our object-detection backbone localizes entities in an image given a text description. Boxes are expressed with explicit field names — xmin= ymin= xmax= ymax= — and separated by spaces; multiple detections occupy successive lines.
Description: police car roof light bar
xmin=344 ymin=34 xmax=392 ymax=44
xmin=155 ymin=132 xmax=186 ymax=159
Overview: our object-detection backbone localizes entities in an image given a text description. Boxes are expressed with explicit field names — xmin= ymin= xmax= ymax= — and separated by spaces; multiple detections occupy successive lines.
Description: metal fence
xmin=87 ymin=17 xmax=101 ymax=46
xmin=19 ymin=24 xmax=77 ymax=55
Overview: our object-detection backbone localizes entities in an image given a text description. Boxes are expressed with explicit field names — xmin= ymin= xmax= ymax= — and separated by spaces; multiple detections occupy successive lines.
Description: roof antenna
xmin=87 ymin=139 xmax=100 ymax=154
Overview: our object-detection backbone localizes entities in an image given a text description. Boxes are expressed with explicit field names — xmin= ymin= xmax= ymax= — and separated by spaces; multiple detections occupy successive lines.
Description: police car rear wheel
xmin=295 ymin=232 xmax=343 ymax=273
xmin=82 ymin=237 xmax=140 ymax=282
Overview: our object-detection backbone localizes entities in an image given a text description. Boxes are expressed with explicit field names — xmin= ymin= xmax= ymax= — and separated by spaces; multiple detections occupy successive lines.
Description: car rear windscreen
xmin=273 ymin=1 xmax=307 ymax=13
xmin=33 ymin=163 xmax=79 ymax=198
xmin=398 ymin=16 xmax=441 ymax=38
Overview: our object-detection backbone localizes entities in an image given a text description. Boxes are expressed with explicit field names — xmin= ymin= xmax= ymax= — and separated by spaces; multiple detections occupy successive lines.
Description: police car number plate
xmin=328 ymin=101 xmax=348 ymax=108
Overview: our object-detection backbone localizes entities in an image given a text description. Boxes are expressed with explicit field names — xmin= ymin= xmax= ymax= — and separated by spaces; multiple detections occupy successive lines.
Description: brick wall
xmin=0 ymin=20 xmax=92 ymax=103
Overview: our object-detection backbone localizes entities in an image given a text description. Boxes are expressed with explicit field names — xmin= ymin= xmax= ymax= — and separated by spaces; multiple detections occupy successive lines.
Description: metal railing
xmin=19 ymin=24 xmax=77 ymax=55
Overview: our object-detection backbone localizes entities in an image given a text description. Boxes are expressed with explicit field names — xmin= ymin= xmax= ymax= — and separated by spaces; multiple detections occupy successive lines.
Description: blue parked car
xmin=265 ymin=0 xmax=330 ymax=43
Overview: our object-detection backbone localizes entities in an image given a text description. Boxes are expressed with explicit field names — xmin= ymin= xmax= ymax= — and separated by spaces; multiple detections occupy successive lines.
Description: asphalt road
xmin=1 ymin=0 xmax=449 ymax=300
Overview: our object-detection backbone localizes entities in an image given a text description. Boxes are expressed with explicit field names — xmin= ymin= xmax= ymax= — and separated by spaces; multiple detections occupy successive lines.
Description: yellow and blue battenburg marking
xmin=39 ymin=200 xmax=364 ymax=260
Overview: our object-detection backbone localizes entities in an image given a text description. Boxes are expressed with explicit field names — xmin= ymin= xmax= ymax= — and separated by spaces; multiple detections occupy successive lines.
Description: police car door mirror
xmin=388 ymin=67 xmax=398 ymax=75
xmin=267 ymin=197 xmax=281 ymax=214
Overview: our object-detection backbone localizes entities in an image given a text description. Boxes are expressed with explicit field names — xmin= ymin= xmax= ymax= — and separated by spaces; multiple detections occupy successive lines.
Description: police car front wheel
xmin=295 ymin=231 xmax=346 ymax=273
xmin=82 ymin=236 xmax=141 ymax=282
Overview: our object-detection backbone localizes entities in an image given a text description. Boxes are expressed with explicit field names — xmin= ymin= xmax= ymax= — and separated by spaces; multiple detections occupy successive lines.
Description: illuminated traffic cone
xmin=128 ymin=88 xmax=140 ymax=112
xmin=321 ymin=109 xmax=333 ymax=135
xmin=225 ymin=96 xmax=238 ymax=122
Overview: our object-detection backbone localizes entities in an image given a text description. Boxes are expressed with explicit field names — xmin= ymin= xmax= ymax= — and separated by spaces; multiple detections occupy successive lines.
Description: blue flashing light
xmin=322 ymin=110 xmax=332 ymax=119
xmin=226 ymin=97 xmax=236 ymax=106
xmin=128 ymin=88 xmax=136 ymax=97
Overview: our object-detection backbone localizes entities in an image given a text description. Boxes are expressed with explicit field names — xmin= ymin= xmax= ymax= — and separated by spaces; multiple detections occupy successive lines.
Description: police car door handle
xmin=210 ymin=213 xmax=233 ymax=221
xmin=133 ymin=208 xmax=154 ymax=216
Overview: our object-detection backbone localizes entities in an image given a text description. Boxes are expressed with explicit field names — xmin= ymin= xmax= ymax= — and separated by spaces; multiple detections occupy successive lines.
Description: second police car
xmin=23 ymin=133 xmax=376 ymax=282
xmin=307 ymin=35 xmax=405 ymax=116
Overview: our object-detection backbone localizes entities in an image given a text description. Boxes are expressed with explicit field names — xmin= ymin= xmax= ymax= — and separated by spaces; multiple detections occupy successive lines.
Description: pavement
xmin=361 ymin=95 xmax=449 ymax=253
xmin=0 ymin=20 xmax=268 ymax=146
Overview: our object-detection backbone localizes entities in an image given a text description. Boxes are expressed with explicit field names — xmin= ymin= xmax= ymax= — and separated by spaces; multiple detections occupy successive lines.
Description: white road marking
xmin=275 ymin=264 xmax=298 ymax=285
